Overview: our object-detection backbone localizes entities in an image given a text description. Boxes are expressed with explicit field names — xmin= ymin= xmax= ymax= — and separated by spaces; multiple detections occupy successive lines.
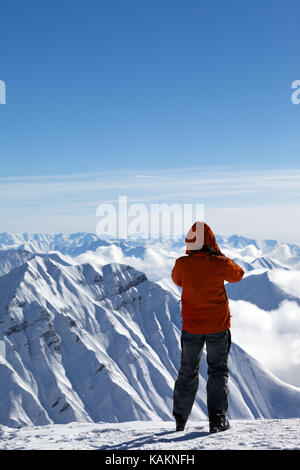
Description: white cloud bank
xmin=230 ymin=299 xmax=300 ymax=387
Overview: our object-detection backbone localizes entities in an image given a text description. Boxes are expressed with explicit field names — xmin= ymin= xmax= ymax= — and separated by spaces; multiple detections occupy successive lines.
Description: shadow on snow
xmin=98 ymin=428 xmax=210 ymax=450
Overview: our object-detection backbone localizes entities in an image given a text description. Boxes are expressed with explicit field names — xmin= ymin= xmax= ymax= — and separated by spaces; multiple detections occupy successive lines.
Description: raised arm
xmin=218 ymin=257 xmax=245 ymax=283
xmin=171 ymin=259 xmax=183 ymax=287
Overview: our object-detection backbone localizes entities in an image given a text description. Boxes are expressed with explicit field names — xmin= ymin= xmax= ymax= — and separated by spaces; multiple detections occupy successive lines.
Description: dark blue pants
xmin=173 ymin=329 xmax=231 ymax=420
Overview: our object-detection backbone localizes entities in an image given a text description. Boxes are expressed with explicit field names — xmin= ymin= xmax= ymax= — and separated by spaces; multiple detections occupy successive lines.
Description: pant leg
xmin=173 ymin=330 xmax=205 ymax=420
xmin=205 ymin=329 xmax=231 ymax=418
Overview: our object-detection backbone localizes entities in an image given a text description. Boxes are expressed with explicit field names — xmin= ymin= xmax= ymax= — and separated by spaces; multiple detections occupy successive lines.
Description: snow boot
xmin=174 ymin=415 xmax=187 ymax=431
xmin=209 ymin=412 xmax=230 ymax=434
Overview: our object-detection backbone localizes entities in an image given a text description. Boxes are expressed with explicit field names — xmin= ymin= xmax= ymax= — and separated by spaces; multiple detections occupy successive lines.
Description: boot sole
xmin=210 ymin=425 xmax=230 ymax=434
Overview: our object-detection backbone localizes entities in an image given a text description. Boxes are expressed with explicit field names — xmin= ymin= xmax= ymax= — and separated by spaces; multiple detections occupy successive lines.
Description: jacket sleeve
xmin=219 ymin=257 xmax=244 ymax=283
xmin=171 ymin=259 xmax=182 ymax=287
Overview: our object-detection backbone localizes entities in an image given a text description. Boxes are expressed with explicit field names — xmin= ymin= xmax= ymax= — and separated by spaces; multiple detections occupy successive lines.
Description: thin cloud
xmin=1 ymin=165 xmax=300 ymax=240
xmin=2 ymin=166 xmax=300 ymax=200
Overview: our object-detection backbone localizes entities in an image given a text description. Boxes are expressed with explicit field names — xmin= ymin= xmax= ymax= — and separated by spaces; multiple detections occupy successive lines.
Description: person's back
xmin=171 ymin=221 xmax=244 ymax=433
xmin=172 ymin=246 xmax=244 ymax=334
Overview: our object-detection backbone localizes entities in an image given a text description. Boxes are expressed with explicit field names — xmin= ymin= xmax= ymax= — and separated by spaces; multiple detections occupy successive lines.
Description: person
xmin=171 ymin=221 xmax=244 ymax=433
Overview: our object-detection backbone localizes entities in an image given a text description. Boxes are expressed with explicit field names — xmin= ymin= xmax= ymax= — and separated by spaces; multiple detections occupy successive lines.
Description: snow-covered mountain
xmin=1 ymin=232 xmax=299 ymax=271
xmin=0 ymin=232 xmax=147 ymax=257
xmin=0 ymin=249 xmax=35 ymax=277
xmin=226 ymin=271 xmax=300 ymax=310
xmin=1 ymin=246 xmax=300 ymax=428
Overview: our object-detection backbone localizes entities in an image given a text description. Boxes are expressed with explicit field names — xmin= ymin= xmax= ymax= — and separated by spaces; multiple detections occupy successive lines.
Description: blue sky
xmin=1 ymin=0 xmax=300 ymax=241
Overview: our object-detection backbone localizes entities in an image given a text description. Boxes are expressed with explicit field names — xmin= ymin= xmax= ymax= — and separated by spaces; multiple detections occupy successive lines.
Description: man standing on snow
xmin=171 ymin=221 xmax=244 ymax=433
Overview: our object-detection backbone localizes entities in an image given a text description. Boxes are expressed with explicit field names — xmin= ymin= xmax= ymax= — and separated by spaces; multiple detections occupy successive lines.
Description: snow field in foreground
xmin=1 ymin=419 xmax=300 ymax=450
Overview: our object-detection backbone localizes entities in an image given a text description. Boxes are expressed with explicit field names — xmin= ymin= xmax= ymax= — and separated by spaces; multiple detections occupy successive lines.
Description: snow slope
xmin=0 ymin=419 xmax=299 ymax=450
xmin=0 ymin=249 xmax=35 ymax=277
xmin=1 ymin=253 xmax=300 ymax=428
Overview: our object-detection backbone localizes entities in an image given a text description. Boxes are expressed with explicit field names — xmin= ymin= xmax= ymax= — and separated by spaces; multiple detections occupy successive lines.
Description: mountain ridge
xmin=226 ymin=270 xmax=300 ymax=310
xmin=1 ymin=253 xmax=300 ymax=428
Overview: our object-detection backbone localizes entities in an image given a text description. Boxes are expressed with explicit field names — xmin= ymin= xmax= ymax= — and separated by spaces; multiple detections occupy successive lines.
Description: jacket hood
xmin=185 ymin=221 xmax=223 ymax=255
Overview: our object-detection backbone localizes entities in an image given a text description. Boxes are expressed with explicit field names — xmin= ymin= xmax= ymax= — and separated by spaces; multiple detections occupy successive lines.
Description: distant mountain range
xmin=1 ymin=231 xmax=300 ymax=259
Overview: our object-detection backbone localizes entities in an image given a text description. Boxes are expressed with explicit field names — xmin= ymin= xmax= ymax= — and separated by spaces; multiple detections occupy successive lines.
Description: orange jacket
xmin=171 ymin=222 xmax=244 ymax=334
